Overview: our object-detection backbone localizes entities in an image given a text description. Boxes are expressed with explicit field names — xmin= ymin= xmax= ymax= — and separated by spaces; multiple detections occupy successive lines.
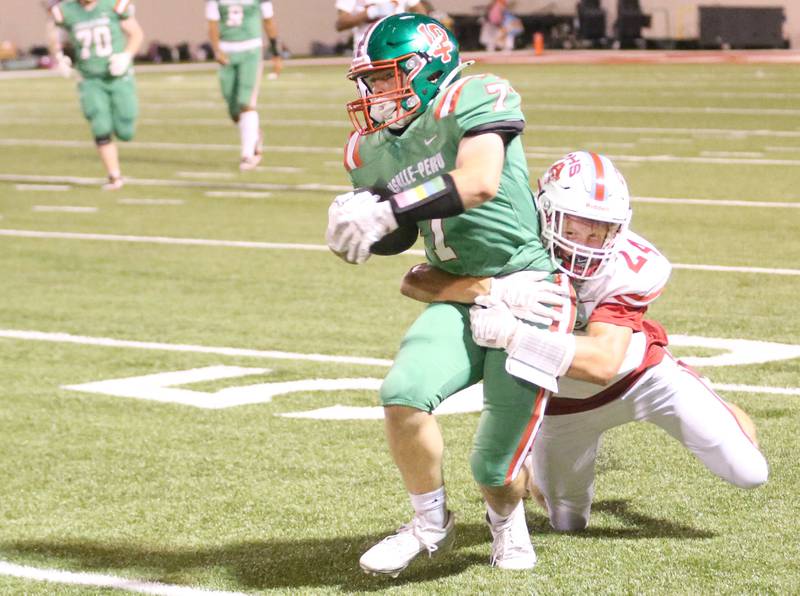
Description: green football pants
xmin=78 ymin=74 xmax=138 ymax=141
xmin=218 ymin=48 xmax=262 ymax=121
xmin=380 ymin=302 xmax=549 ymax=487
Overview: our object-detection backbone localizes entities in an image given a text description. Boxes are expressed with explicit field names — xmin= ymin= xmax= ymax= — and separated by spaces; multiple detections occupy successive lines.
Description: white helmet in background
xmin=537 ymin=151 xmax=632 ymax=280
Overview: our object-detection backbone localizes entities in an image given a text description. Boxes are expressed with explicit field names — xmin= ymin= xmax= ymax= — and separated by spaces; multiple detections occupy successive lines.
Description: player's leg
xmin=359 ymin=302 xmax=483 ymax=577
xmin=531 ymin=408 xmax=613 ymax=531
xmin=469 ymin=348 xmax=549 ymax=569
xmin=110 ymin=74 xmax=138 ymax=142
xmin=637 ymin=356 xmax=768 ymax=488
xmin=235 ymin=49 xmax=264 ymax=171
xmin=219 ymin=59 xmax=240 ymax=124
xmin=79 ymin=79 xmax=121 ymax=190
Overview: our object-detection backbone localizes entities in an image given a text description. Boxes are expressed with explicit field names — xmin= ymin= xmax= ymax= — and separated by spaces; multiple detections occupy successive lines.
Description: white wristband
xmin=505 ymin=327 xmax=576 ymax=393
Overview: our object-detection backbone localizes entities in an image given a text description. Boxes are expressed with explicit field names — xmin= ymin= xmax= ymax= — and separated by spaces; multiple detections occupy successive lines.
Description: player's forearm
xmin=208 ymin=21 xmax=222 ymax=53
xmin=263 ymin=18 xmax=278 ymax=40
xmin=566 ymin=329 xmax=631 ymax=385
xmin=46 ymin=20 xmax=62 ymax=56
xmin=122 ymin=19 xmax=144 ymax=56
xmin=401 ymin=263 xmax=489 ymax=304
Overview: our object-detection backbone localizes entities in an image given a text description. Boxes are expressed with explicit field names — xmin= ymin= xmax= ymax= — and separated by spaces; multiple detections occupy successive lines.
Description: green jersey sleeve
xmin=433 ymin=74 xmax=525 ymax=139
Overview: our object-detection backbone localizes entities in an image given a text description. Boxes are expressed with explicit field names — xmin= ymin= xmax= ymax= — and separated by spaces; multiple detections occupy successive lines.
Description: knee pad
xmin=114 ymin=120 xmax=136 ymax=142
xmin=94 ymin=134 xmax=112 ymax=146
xmin=549 ymin=505 xmax=590 ymax=532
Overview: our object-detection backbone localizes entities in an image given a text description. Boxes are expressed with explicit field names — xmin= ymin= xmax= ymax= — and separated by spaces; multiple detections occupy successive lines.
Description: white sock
xmin=238 ymin=110 xmax=260 ymax=158
xmin=487 ymin=501 xmax=520 ymax=527
xmin=410 ymin=486 xmax=447 ymax=528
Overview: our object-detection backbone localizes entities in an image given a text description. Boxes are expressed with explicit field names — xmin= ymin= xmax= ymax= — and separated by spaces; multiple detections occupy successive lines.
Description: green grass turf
xmin=0 ymin=61 xmax=798 ymax=594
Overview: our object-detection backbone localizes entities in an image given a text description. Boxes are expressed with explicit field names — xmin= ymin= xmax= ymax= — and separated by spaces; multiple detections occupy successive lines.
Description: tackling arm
xmin=569 ymin=322 xmax=632 ymax=385
xmin=401 ymin=263 xmax=489 ymax=304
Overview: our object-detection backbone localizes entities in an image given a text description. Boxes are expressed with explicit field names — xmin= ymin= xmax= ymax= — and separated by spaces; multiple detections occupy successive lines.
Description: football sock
xmin=486 ymin=502 xmax=514 ymax=527
xmin=239 ymin=110 xmax=260 ymax=158
xmin=410 ymin=486 xmax=447 ymax=528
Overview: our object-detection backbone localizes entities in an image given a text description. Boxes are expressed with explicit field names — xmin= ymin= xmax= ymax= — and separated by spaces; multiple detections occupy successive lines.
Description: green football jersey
xmin=344 ymin=73 xmax=552 ymax=277
xmin=209 ymin=0 xmax=269 ymax=44
xmin=51 ymin=0 xmax=133 ymax=79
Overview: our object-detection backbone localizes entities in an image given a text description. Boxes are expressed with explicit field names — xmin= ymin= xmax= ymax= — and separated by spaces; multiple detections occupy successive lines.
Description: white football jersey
xmin=336 ymin=0 xmax=421 ymax=50
xmin=555 ymin=231 xmax=671 ymax=400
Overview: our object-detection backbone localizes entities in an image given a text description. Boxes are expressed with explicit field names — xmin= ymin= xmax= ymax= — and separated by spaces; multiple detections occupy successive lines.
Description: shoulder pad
xmin=433 ymin=74 xmax=523 ymax=131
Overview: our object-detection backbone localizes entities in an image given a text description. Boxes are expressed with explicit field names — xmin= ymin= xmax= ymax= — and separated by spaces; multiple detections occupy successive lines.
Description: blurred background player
xmin=402 ymin=151 xmax=769 ymax=533
xmin=47 ymin=0 xmax=144 ymax=191
xmin=206 ymin=0 xmax=281 ymax=171
xmin=334 ymin=0 xmax=425 ymax=53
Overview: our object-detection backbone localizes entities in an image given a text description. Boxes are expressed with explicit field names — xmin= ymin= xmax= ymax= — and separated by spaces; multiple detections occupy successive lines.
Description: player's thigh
xmin=110 ymin=76 xmax=138 ymax=141
xmin=380 ymin=302 xmax=484 ymax=412
xmin=234 ymin=49 xmax=263 ymax=109
xmin=78 ymin=78 xmax=112 ymax=137
xmin=641 ymin=357 xmax=768 ymax=488
xmin=218 ymin=62 xmax=239 ymax=119
xmin=469 ymin=348 xmax=548 ymax=487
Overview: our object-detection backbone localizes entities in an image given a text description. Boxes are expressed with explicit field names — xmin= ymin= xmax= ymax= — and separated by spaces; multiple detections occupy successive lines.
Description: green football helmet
xmin=346 ymin=13 xmax=461 ymax=134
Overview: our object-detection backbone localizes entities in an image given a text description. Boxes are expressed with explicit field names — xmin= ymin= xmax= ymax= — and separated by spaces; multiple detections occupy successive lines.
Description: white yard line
xmin=526 ymin=151 xmax=800 ymax=167
xmin=32 ymin=206 xmax=97 ymax=213
xmin=634 ymin=197 xmax=800 ymax=208
xmin=0 ymin=329 xmax=392 ymax=367
xmin=0 ymin=330 xmax=796 ymax=397
xmin=0 ymin=560 xmax=246 ymax=596
xmin=118 ymin=198 xmax=185 ymax=205
xmin=0 ymin=228 xmax=798 ymax=276
xmin=205 ymin=191 xmax=273 ymax=199
xmin=15 ymin=184 xmax=71 ymax=191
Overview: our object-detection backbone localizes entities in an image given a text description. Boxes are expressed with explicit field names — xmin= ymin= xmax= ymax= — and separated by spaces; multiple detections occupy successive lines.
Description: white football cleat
xmin=359 ymin=511 xmax=455 ymax=578
xmin=239 ymin=154 xmax=262 ymax=171
xmin=487 ymin=501 xmax=537 ymax=570
xmin=102 ymin=175 xmax=124 ymax=191
xmin=267 ymin=72 xmax=279 ymax=80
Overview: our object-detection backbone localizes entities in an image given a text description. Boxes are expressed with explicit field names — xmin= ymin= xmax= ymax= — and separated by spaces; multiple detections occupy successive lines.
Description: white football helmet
xmin=537 ymin=151 xmax=632 ymax=280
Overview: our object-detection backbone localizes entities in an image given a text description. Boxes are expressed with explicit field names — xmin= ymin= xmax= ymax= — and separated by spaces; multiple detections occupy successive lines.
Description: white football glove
xmin=54 ymin=51 xmax=72 ymax=78
xmin=469 ymin=301 xmax=521 ymax=350
xmin=366 ymin=0 xmax=396 ymax=20
xmin=488 ymin=270 xmax=569 ymax=326
xmin=326 ymin=190 xmax=398 ymax=264
xmin=109 ymin=51 xmax=132 ymax=77
xmin=470 ymin=300 xmax=575 ymax=393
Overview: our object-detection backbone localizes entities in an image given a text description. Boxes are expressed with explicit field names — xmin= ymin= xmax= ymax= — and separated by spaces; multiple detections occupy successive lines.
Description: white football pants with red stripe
xmin=533 ymin=354 xmax=769 ymax=531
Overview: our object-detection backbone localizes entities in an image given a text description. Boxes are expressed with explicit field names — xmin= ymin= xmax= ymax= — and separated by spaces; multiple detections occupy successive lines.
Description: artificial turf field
xmin=0 ymin=59 xmax=798 ymax=594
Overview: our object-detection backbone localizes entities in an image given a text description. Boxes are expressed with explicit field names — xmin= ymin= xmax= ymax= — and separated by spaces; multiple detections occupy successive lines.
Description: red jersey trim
xmin=589 ymin=302 xmax=645 ymax=331
xmin=504 ymin=387 xmax=549 ymax=485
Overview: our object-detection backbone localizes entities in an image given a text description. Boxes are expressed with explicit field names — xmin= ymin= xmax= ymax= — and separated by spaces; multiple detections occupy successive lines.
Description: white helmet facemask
xmin=537 ymin=151 xmax=632 ymax=281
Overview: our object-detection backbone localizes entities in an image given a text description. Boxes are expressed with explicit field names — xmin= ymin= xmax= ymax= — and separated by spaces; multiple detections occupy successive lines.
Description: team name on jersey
xmin=386 ymin=152 xmax=445 ymax=193
xmin=73 ymin=16 xmax=111 ymax=31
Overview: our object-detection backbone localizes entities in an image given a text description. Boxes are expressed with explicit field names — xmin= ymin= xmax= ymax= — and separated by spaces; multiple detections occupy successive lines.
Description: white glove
xmin=366 ymin=0 xmax=396 ymax=20
xmin=488 ymin=270 xmax=569 ymax=326
xmin=54 ymin=51 xmax=72 ymax=78
xmin=326 ymin=190 xmax=398 ymax=264
xmin=469 ymin=301 xmax=522 ymax=350
xmin=109 ymin=51 xmax=132 ymax=77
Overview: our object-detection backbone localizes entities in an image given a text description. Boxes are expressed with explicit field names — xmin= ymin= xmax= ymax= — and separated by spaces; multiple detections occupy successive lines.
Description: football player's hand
xmin=470 ymin=300 xmax=522 ymax=351
xmin=54 ymin=51 xmax=72 ymax=78
xmin=326 ymin=190 xmax=398 ymax=265
xmin=366 ymin=0 xmax=396 ymax=20
xmin=214 ymin=50 xmax=229 ymax=65
xmin=488 ymin=270 xmax=568 ymax=326
xmin=108 ymin=51 xmax=132 ymax=77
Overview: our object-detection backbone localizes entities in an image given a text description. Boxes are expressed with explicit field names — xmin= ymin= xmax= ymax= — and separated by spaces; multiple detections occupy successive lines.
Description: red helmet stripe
xmin=589 ymin=151 xmax=606 ymax=201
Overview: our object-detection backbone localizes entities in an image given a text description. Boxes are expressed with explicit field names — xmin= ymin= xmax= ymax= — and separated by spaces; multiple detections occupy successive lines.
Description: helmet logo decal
xmin=417 ymin=23 xmax=454 ymax=64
